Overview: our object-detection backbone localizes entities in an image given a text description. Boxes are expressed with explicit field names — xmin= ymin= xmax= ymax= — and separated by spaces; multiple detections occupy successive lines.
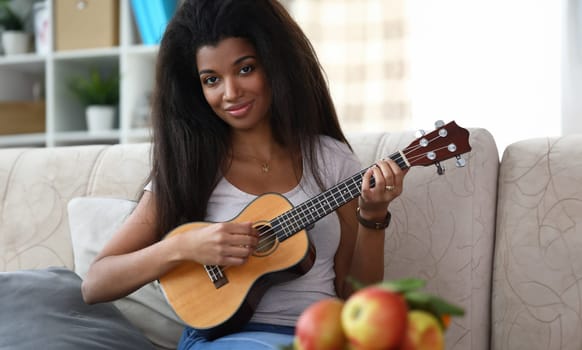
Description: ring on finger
xmin=385 ymin=185 xmax=395 ymax=192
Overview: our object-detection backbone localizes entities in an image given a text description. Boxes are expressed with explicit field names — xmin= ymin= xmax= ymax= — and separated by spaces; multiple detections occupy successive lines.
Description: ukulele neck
xmin=274 ymin=150 xmax=409 ymax=240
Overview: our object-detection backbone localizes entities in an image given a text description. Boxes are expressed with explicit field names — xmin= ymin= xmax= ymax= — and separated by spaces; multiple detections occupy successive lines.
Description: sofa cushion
xmin=0 ymin=267 xmax=154 ymax=350
xmin=68 ymin=197 xmax=185 ymax=350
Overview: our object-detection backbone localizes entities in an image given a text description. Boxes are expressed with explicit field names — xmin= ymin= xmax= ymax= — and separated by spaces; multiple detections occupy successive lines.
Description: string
xmin=252 ymin=134 xmax=452 ymax=251
xmin=204 ymin=132 xmax=454 ymax=276
xmin=252 ymin=134 xmax=451 ymax=252
xmin=234 ymin=135 xmax=450 ymax=255
xmin=252 ymin=144 xmax=453 ymax=253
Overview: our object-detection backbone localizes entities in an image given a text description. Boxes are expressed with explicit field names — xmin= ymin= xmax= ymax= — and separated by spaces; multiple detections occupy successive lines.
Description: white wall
xmin=406 ymin=0 xmax=564 ymax=155
xmin=563 ymin=0 xmax=582 ymax=136
xmin=0 ymin=71 xmax=37 ymax=100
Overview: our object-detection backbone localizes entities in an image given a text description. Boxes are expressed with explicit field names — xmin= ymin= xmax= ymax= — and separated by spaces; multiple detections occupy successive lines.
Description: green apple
xmin=341 ymin=286 xmax=408 ymax=349
xmin=294 ymin=298 xmax=346 ymax=350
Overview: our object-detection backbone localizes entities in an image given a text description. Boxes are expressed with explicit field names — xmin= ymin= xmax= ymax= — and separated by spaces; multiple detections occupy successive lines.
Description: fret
xmin=271 ymin=217 xmax=285 ymax=239
xmin=348 ymin=176 xmax=361 ymax=196
xmin=272 ymin=151 xmax=410 ymax=243
xmin=305 ymin=201 xmax=316 ymax=223
xmin=389 ymin=151 xmax=409 ymax=170
xmin=338 ymin=184 xmax=348 ymax=203
xmin=157 ymin=121 xmax=471 ymax=338
xmin=286 ymin=211 xmax=299 ymax=233
xmin=204 ymin=265 xmax=228 ymax=288
xmin=329 ymin=188 xmax=340 ymax=208
xmin=278 ymin=213 xmax=291 ymax=238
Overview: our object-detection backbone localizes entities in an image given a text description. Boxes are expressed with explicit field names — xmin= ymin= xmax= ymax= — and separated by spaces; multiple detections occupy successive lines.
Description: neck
xmin=230 ymin=129 xmax=279 ymax=161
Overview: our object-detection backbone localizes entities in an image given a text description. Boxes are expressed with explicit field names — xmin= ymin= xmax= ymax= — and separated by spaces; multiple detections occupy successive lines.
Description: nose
xmin=223 ymin=77 xmax=241 ymax=101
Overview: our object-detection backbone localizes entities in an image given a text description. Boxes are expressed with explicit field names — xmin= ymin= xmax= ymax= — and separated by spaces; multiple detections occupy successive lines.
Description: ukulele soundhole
xmin=253 ymin=223 xmax=278 ymax=257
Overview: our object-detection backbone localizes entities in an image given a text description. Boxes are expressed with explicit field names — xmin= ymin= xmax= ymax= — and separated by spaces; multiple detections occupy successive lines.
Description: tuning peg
xmin=455 ymin=155 xmax=466 ymax=168
xmin=435 ymin=161 xmax=445 ymax=175
xmin=435 ymin=120 xmax=445 ymax=128
xmin=416 ymin=129 xmax=426 ymax=138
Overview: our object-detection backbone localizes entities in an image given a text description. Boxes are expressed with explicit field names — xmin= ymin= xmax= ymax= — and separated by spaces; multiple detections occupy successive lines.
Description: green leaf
xmin=67 ymin=67 xmax=119 ymax=106
xmin=0 ymin=1 xmax=24 ymax=31
xmin=376 ymin=278 xmax=426 ymax=293
xmin=403 ymin=290 xmax=432 ymax=308
xmin=346 ymin=276 xmax=366 ymax=291
xmin=425 ymin=295 xmax=465 ymax=316
xmin=404 ymin=291 xmax=465 ymax=316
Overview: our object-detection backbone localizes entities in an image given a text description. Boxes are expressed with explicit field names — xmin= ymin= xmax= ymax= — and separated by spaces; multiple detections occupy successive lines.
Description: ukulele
xmin=159 ymin=120 xmax=472 ymax=339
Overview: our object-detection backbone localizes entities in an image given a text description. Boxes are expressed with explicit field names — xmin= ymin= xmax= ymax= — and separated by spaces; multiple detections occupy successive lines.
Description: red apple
xmin=341 ymin=286 xmax=408 ymax=349
xmin=400 ymin=310 xmax=444 ymax=350
xmin=294 ymin=298 xmax=346 ymax=350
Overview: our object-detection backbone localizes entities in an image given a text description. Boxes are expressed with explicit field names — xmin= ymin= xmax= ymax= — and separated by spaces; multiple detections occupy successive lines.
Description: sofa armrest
xmin=493 ymin=135 xmax=582 ymax=349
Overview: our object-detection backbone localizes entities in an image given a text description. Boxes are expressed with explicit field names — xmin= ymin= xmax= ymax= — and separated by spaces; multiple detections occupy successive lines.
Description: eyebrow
xmin=198 ymin=55 xmax=257 ymax=76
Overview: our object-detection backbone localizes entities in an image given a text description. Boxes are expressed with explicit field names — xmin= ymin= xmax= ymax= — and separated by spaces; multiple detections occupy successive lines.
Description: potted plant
xmin=68 ymin=68 xmax=120 ymax=133
xmin=0 ymin=0 xmax=30 ymax=55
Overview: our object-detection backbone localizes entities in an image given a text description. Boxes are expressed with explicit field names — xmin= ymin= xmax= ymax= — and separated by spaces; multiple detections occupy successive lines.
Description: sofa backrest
xmin=349 ymin=127 xmax=499 ymax=350
xmin=492 ymin=135 xmax=582 ymax=349
xmin=0 ymin=127 xmax=499 ymax=350
xmin=0 ymin=144 xmax=152 ymax=271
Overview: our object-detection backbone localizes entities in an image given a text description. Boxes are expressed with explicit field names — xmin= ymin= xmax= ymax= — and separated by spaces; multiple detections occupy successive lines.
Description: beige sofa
xmin=1 ymin=125 xmax=581 ymax=349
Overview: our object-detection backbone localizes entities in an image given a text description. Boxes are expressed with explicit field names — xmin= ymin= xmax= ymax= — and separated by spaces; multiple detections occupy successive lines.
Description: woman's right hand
xmin=179 ymin=222 xmax=258 ymax=266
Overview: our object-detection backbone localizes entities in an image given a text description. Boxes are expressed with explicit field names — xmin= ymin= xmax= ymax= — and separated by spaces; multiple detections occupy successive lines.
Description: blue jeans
xmin=177 ymin=323 xmax=296 ymax=350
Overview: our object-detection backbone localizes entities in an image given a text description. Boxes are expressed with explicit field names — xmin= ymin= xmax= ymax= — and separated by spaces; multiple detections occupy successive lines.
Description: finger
xmin=220 ymin=255 xmax=248 ymax=266
xmin=229 ymin=232 xmax=258 ymax=248
xmin=361 ymin=166 xmax=374 ymax=192
xmin=383 ymin=158 xmax=405 ymax=189
xmin=223 ymin=221 xmax=254 ymax=234
xmin=359 ymin=166 xmax=380 ymax=203
xmin=224 ymin=245 xmax=254 ymax=258
xmin=375 ymin=160 xmax=395 ymax=187
xmin=373 ymin=164 xmax=387 ymax=192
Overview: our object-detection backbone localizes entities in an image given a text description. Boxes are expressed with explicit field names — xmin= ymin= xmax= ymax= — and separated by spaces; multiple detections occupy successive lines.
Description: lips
xmin=225 ymin=101 xmax=253 ymax=117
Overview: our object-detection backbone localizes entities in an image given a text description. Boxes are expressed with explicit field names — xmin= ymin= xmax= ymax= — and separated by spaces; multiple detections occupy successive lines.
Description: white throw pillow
xmin=67 ymin=197 xmax=185 ymax=350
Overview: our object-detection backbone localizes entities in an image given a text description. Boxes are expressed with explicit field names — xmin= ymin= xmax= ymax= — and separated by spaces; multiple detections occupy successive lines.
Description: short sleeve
xmin=317 ymin=136 xmax=362 ymax=189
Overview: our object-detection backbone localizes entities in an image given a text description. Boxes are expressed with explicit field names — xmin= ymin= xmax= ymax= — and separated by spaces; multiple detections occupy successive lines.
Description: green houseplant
xmin=0 ymin=0 xmax=29 ymax=55
xmin=68 ymin=68 xmax=120 ymax=133
xmin=68 ymin=68 xmax=120 ymax=106
xmin=0 ymin=0 xmax=23 ymax=30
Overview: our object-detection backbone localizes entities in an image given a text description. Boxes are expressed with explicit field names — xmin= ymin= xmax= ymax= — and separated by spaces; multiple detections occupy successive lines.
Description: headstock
xmin=403 ymin=120 xmax=471 ymax=174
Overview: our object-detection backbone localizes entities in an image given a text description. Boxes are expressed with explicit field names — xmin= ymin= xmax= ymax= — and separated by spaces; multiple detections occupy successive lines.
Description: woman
xmin=81 ymin=0 xmax=406 ymax=348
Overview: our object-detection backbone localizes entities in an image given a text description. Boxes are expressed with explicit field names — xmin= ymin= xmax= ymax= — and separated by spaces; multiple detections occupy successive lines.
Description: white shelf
xmin=125 ymin=45 xmax=159 ymax=55
xmin=54 ymin=130 xmax=120 ymax=144
xmin=124 ymin=127 xmax=152 ymax=140
xmin=0 ymin=54 xmax=45 ymax=69
xmin=0 ymin=133 xmax=46 ymax=147
xmin=0 ymin=0 xmax=156 ymax=148
xmin=52 ymin=47 xmax=121 ymax=60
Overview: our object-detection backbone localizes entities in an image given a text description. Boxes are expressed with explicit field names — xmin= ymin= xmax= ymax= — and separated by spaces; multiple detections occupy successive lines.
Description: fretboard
xmin=273 ymin=150 xmax=408 ymax=240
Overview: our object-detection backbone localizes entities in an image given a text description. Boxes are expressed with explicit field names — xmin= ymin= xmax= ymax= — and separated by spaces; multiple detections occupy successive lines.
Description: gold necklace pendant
xmin=261 ymin=163 xmax=270 ymax=173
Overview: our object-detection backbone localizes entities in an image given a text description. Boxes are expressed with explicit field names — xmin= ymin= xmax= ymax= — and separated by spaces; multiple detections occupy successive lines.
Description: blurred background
xmin=0 ymin=0 xmax=579 ymax=154
xmin=289 ymin=0 xmax=579 ymax=154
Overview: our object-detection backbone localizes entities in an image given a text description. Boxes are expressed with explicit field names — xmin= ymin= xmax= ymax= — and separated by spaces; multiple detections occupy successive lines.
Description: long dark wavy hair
xmin=150 ymin=0 xmax=351 ymax=238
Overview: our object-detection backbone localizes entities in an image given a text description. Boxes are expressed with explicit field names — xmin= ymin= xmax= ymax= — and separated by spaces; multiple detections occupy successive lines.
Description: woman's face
xmin=196 ymin=37 xmax=272 ymax=131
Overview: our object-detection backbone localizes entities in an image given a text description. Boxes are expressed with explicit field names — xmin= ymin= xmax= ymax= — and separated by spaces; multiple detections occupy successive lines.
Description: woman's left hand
xmin=359 ymin=158 xmax=406 ymax=219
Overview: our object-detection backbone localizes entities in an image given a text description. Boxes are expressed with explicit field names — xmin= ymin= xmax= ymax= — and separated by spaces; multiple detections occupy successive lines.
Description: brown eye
xmin=204 ymin=76 xmax=219 ymax=85
xmin=240 ymin=65 xmax=254 ymax=75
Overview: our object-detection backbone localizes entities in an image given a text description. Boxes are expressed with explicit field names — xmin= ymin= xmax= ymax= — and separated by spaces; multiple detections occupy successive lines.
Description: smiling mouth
xmin=225 ymin=102 xmax=253 ymax=117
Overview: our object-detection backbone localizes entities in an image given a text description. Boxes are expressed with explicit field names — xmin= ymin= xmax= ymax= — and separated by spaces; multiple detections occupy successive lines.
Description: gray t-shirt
xmin=209 ymin=136 xmax=361 ymax=326
xmin=148 ymin=135 xmax=362 ymax=326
